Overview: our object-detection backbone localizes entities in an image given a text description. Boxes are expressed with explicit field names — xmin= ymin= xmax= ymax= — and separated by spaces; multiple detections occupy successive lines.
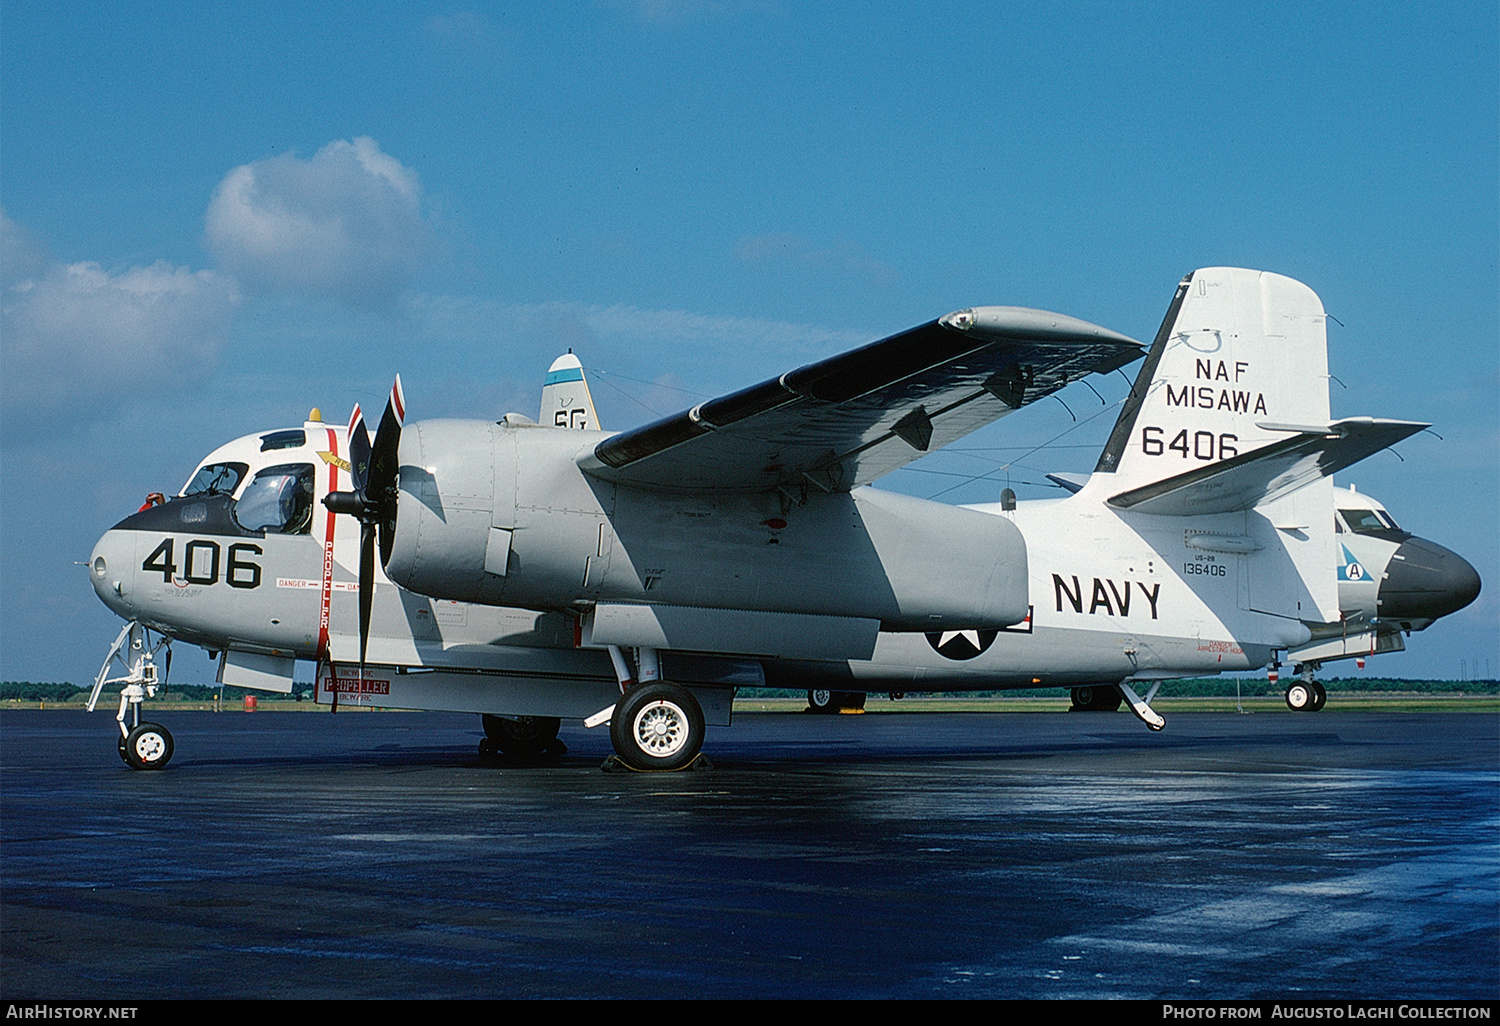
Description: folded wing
xmin=578 ymin=307 xmax=1142 ymax=494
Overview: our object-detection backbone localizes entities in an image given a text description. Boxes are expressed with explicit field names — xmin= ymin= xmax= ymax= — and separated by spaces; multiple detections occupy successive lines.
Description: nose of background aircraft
xmin=1376 ymin=536 xmax=1482 ymax=623
xmin=89 ymin=529 xmax=134 ymax=618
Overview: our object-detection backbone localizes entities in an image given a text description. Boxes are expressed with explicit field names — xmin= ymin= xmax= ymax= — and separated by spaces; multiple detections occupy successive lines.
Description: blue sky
xmin=3 ymin=1 xmax=1496 ymax=684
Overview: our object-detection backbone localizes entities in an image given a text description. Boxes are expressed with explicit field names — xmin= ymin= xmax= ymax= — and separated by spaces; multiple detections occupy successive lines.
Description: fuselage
xmin=88 ymin=419 xmax=1480 ymax=699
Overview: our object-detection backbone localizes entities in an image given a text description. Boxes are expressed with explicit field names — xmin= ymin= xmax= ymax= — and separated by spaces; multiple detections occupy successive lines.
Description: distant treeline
xmin=752 ymin=677 xmax=1500 ymax=699
xmin=1 ymin=681 xmax=317 ymax=701
xmin=4 ymin=678 xmax=1496 ymax=703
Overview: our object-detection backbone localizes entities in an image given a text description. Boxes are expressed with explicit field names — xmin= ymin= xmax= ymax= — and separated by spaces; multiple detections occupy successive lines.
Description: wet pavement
xmin=2 ymin=707 xmax=1496 ymax=999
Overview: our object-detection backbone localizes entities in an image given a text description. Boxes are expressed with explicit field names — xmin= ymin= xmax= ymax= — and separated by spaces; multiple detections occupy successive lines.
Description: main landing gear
xmin=588 ymin=646 xmax=709 ymax=772
xmin=806 ymin=689 xmax=866 ymax=714
xmin=1283 ymin=664 xmax=1327 ymax=712
xmin=478 ymin=714 xmax=566 ymax=764
xmin=609 ymin=682 xmax=706 ymax=771
xmin=1069 ymin=685 xmax=1124 ymax=712
xmin=91 ymin=621 xmax=175 ymax=770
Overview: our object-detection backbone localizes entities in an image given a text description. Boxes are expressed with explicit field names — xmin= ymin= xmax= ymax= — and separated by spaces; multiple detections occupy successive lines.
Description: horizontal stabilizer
xmin=1046 ymin=472 xmax=1089 ymax=494
xmin=1106 ymin=417 xmax=1427 ymax=515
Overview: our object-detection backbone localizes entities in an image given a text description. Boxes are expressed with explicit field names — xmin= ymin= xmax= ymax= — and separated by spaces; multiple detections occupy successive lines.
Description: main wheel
xmin=1071 ymin=686 xmax=1123 ymax=712
xmin=1308 ymin=681 xmax=1327 ymax=712
xmin=122 ymin=722 xmax=173 ymax=770
xmin=482 ymin=714 xmax=561 ymax=757
xmin=808 ymin=689 xmax=838 ymax=714
xmin=611 ymin=683 xmax=704 ymax=771
xmin=1285 ymin=683 xmax=1313 ymax=711
xmin=808 ymin=690 xmax=864 ymax=713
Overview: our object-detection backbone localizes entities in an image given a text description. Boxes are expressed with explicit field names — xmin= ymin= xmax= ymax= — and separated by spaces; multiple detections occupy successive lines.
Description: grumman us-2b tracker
xmin=87 ymin=268 xmax=1480 ymax=771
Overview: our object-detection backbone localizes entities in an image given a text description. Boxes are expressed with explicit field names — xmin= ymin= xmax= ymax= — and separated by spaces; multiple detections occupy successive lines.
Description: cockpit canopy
xmin=115 ymin=421 xmax=332 ymax=537
xmin=1334 ymin=486 xmax=1409 ymax=541
xmin=1339 ymin=506 xmax=1400 ymax=534
xmin=233 ymin=463 xmax=315 ymax=534
xmin=182 ymin=462 xmax=248 ymax=498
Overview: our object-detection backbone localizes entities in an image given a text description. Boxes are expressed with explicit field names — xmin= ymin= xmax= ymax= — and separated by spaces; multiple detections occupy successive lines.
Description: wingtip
xmin=941 ymin=306 xmax=1141 ymax=348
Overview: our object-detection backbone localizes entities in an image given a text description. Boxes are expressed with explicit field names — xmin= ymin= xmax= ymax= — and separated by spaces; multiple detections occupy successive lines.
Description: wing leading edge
xmin=578 ymin=307 xmax=1142 ymax=494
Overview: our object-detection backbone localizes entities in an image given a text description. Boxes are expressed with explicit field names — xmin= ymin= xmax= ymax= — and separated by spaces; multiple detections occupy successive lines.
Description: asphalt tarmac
xmin=2 ymin=707 xmax=1496 ymax=1000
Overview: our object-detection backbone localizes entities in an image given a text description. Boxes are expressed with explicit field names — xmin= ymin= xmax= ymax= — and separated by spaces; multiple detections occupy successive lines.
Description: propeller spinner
xmin=323 ymin=376 xmax=405 ymax=677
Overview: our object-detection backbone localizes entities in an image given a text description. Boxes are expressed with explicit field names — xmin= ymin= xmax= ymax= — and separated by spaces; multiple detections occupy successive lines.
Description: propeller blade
xmin=323 ymin=379 xmax=405 ymax=687
xmin=347 ymin=403 xmax=372 ymax=499
xmin=358 ymin=520 xmax=376 ymax=682
xmin=370 ymin=375 xmax=405 ymax=565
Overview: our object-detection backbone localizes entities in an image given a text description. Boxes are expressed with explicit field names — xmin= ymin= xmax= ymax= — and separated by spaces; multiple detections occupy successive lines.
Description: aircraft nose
xmin=1377 ymin=536 xmax=1481 ymax=624
xmin=89 ymin=529 xmax=134 ymax=617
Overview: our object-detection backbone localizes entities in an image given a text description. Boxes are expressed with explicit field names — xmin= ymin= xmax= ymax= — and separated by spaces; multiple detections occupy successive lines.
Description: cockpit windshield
xmin=233 ymin=464 xmax=316 ymax=534
xmin=182 ymin=462 xmax=248 ymax=498
xmin=1339 ymin=507 xmax=1400 ymax=534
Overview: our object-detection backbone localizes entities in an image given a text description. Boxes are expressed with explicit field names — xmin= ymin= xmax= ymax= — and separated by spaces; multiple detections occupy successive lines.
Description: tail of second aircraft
xmin=540 ymin=352 xmax=601 ymax=431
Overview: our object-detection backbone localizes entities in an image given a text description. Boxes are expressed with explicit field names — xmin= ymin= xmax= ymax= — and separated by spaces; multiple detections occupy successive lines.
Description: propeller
xmin=324 ymin=376 xmax=405 ymax=682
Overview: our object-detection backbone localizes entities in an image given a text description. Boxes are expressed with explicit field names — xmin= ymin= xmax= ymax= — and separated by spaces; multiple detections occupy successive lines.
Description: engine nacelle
xmin=386 ymin=419 xmax=1030 ymax=632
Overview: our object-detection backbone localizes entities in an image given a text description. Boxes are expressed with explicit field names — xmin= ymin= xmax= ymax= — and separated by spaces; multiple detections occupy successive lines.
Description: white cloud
xmin=1 ymin=211 xmax=240 ymax=441
xmin=205 ymin=137 xmax=433 ymax=307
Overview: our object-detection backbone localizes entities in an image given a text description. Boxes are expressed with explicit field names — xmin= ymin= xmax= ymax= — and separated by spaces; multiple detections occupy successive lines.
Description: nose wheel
xmin=120 ymin=722 xmax=174 ymax=770
xmin=1285 ymin=665 xmax=1327 ymax=712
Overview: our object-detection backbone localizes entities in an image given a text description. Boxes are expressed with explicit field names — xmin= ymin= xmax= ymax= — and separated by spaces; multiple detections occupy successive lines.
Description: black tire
xmin=1071 ymin=685 xmax=1123 ymax=712
xmin=610 ymin=682 xmax=704 ymax=771
xmin=1285 ymin=683 xmax=1313 ymax=711
xmin=1308 ymin=681 xmax=1327 ymax=712
xmin=807 ymin=689 xmax=864 ymax=713
xmin=122 ymin=722 xmax=173 ymax=770
xmin=481 ymin=714 xmax=561 ymax=757
xmin=807 ymin=689 xmax=837 ymax=714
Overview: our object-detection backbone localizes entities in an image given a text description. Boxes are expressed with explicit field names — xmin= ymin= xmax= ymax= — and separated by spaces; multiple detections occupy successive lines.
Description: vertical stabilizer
xmin=1095 ymin=268 xmax=1339 ymax=624
xmin=1095 ymin=268 xmax=1329 ymax=490
xmin=540 ymin=353 xmax=601 ymax=431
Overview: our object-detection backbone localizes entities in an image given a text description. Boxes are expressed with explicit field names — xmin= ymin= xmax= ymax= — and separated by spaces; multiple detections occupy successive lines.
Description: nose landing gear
xmin=1283 ymin=664 xmax=1327 ymax=712
xmin=91 ymin=621 xmax=175 ymax=770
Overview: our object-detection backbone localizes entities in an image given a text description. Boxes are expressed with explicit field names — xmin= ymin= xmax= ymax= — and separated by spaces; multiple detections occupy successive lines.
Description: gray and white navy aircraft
xmin=87 ymin=267 xmax=1480 ymax=771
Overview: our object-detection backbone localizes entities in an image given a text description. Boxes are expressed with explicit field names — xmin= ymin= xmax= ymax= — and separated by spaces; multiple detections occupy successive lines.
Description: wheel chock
xmin=601 ymin=753 xmax=713 ymax=773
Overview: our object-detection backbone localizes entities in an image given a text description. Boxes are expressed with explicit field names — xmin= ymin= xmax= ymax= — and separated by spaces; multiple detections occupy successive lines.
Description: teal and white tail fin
xmin=540 ymin=352 xmax=601 ymax=431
